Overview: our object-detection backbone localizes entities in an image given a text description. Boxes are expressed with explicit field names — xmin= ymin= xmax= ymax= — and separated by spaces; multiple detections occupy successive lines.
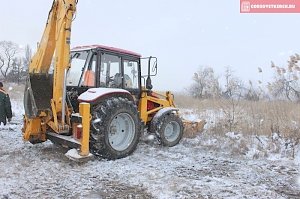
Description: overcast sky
xmin=0 ymin=0 xmax=299 ymax=91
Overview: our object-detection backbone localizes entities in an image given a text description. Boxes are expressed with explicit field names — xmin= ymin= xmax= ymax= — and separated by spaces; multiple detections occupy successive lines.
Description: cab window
xmin=123 ymin=60 xmax=139 ymax=89
xmin=68 ymin=51 xmax=89 ymax=86
xmin=100 ymin=53 xmax=121 ymax=88
xmin=80 ymin=53 xmax=97 ymax=87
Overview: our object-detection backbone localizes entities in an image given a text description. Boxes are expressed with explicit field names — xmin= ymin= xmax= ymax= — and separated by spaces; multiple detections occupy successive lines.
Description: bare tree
xmin=189 ymin=66 xmax=220 ymax=99
xmin=222 ymin=67 xmax=243 ymax=99
xmin=268 ymin=54 xmax=300 ymax=101
xmin=0 ymin=41 xmax=19 ymax=80
xmin=23 ymin=44 xmax=32 ymax=71
xmin=7 ymin=57 xmax=25 ymax=84
xmin=0 ymin=56 xmax=4 ymax=75
xmin=216 ymin=67 xmax=245 ymax=132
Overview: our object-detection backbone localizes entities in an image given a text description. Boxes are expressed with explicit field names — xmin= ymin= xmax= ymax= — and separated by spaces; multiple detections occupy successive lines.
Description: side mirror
xmin=149 ymin=57 xmax=157 ymax=76
xmin=141 ymin=56 xmax=157 ymax=90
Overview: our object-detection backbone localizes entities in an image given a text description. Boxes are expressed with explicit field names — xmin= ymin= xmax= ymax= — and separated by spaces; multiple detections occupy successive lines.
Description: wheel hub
xmin=108 ymin=113 xmax=135 ymax=151
xmin=164 ymin=121 xmax=180 ymax=143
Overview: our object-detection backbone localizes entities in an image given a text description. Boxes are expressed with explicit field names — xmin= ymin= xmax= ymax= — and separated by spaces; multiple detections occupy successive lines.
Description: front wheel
xmin=90 ymin=97 xmax=141 ymax=159
xmin=151 ymin=114 xmax=183 ymax=147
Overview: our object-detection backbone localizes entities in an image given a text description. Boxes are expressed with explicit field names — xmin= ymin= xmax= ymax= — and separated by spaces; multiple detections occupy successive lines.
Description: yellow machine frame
xmin=139 ymin=90 xmax=176 ymax=124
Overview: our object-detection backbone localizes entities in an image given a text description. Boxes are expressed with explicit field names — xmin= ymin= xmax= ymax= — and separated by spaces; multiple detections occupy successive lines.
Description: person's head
xmin=0 ymin=82 xmax=3 ymax=88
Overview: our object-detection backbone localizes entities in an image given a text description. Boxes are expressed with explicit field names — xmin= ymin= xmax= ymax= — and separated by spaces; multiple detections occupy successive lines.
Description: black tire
xmin=150 ymin=114 xmax=183 ymax=147
xmin=90 ymin=97 xmax=141 ymax=159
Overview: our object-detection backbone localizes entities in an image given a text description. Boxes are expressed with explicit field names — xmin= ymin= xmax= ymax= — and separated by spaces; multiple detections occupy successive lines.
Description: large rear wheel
xmin=90 ymin=97 xmax=141 ymax=159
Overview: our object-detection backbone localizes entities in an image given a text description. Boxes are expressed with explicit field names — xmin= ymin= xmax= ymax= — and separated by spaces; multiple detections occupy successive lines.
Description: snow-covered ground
xmin=1 ymin=98 xmax=300 ymax=198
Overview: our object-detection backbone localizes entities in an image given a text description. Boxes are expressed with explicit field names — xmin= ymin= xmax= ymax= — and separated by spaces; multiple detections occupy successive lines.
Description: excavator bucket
xmin=24 ymin=74 xmax=53 ymax=118
xmin=182 ymin=119 xmax=206 ymax=138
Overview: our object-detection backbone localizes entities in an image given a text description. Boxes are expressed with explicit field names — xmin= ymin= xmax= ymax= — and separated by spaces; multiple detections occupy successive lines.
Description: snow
xmin=65 ymin=148 xmax=83 ymax=159
xmin=225 ymin=132 xmax=242 ymax=140
xmin=180 ymin=108 xmax=224 ymax=130
xmin=65 ymin=148 xmax=93 ymax=161
xmin=152 ymin=107 xmax=179 ymax=120
xmin=151 ymin=107 xmax=179 ymax=129
xmin=294 ymin=145 xmax=300 ymax=165
xmin=0 ymin=97 xmax=300 ymax=198
xmin=180 ymin=109 xmax=200 ymax=122
xmin=78 ymin=88 xmax=130 ymax=102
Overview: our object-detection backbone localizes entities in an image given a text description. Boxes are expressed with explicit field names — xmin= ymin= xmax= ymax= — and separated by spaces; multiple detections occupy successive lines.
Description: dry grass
xmin=174 ymin=92 xmax=223 ymax=110
xmin=237 ymin=100 xmax=300 ymax=138
xmin=174 ymin=93 xmax=300 ymax=138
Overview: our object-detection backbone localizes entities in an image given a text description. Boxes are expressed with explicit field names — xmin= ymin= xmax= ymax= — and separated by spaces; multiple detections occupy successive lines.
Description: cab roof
xmin=72 ymin=44 xmax=141 ymax=58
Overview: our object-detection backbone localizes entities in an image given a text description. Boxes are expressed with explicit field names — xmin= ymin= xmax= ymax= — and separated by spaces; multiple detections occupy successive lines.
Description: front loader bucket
xmin=24 ymin=74 xmax=53 ymax=118
xmin=182 ymin=119 xmax=206 ymax=138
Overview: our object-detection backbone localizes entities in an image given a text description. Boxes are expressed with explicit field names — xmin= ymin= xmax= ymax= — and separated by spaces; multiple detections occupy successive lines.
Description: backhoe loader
xmin=23 ymin=0 xmax=204 ymax=160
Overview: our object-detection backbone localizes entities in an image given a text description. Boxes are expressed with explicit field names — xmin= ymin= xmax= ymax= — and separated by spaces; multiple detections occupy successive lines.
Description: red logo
xmin=241 ymin=1 xmax=251 ymax=12
xmin=240 ymin=0 xmax=300 ymax=13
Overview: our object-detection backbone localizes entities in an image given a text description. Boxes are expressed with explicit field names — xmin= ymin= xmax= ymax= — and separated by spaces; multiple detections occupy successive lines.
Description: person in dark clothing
xmin=0 ymin=82 xmax=12 ymax=125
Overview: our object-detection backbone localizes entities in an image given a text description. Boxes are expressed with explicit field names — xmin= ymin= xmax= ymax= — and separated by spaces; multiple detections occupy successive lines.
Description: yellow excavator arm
xmin=30 ymin=0 xmax=76 ymax=113
xmin=23 ymin=0 xmax=77 ymax=142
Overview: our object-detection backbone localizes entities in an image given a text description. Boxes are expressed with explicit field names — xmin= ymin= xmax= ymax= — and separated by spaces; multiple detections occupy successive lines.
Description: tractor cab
xmin=69 ymin=46 xmax=140 ymax=92
xmin=67 ymin=45 xmax=157 ymax=111
xmin=67 ymin=45 xmax=140 ymax=110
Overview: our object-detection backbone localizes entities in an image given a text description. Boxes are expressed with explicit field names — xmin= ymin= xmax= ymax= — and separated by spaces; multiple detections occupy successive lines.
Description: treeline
xmin=0 ymin=40 xmax=32 ymax=84
xmin=189 ymin=54 xmax=300 ymax=102
xmin=2 ymin=39 xmax=300 ymax=102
